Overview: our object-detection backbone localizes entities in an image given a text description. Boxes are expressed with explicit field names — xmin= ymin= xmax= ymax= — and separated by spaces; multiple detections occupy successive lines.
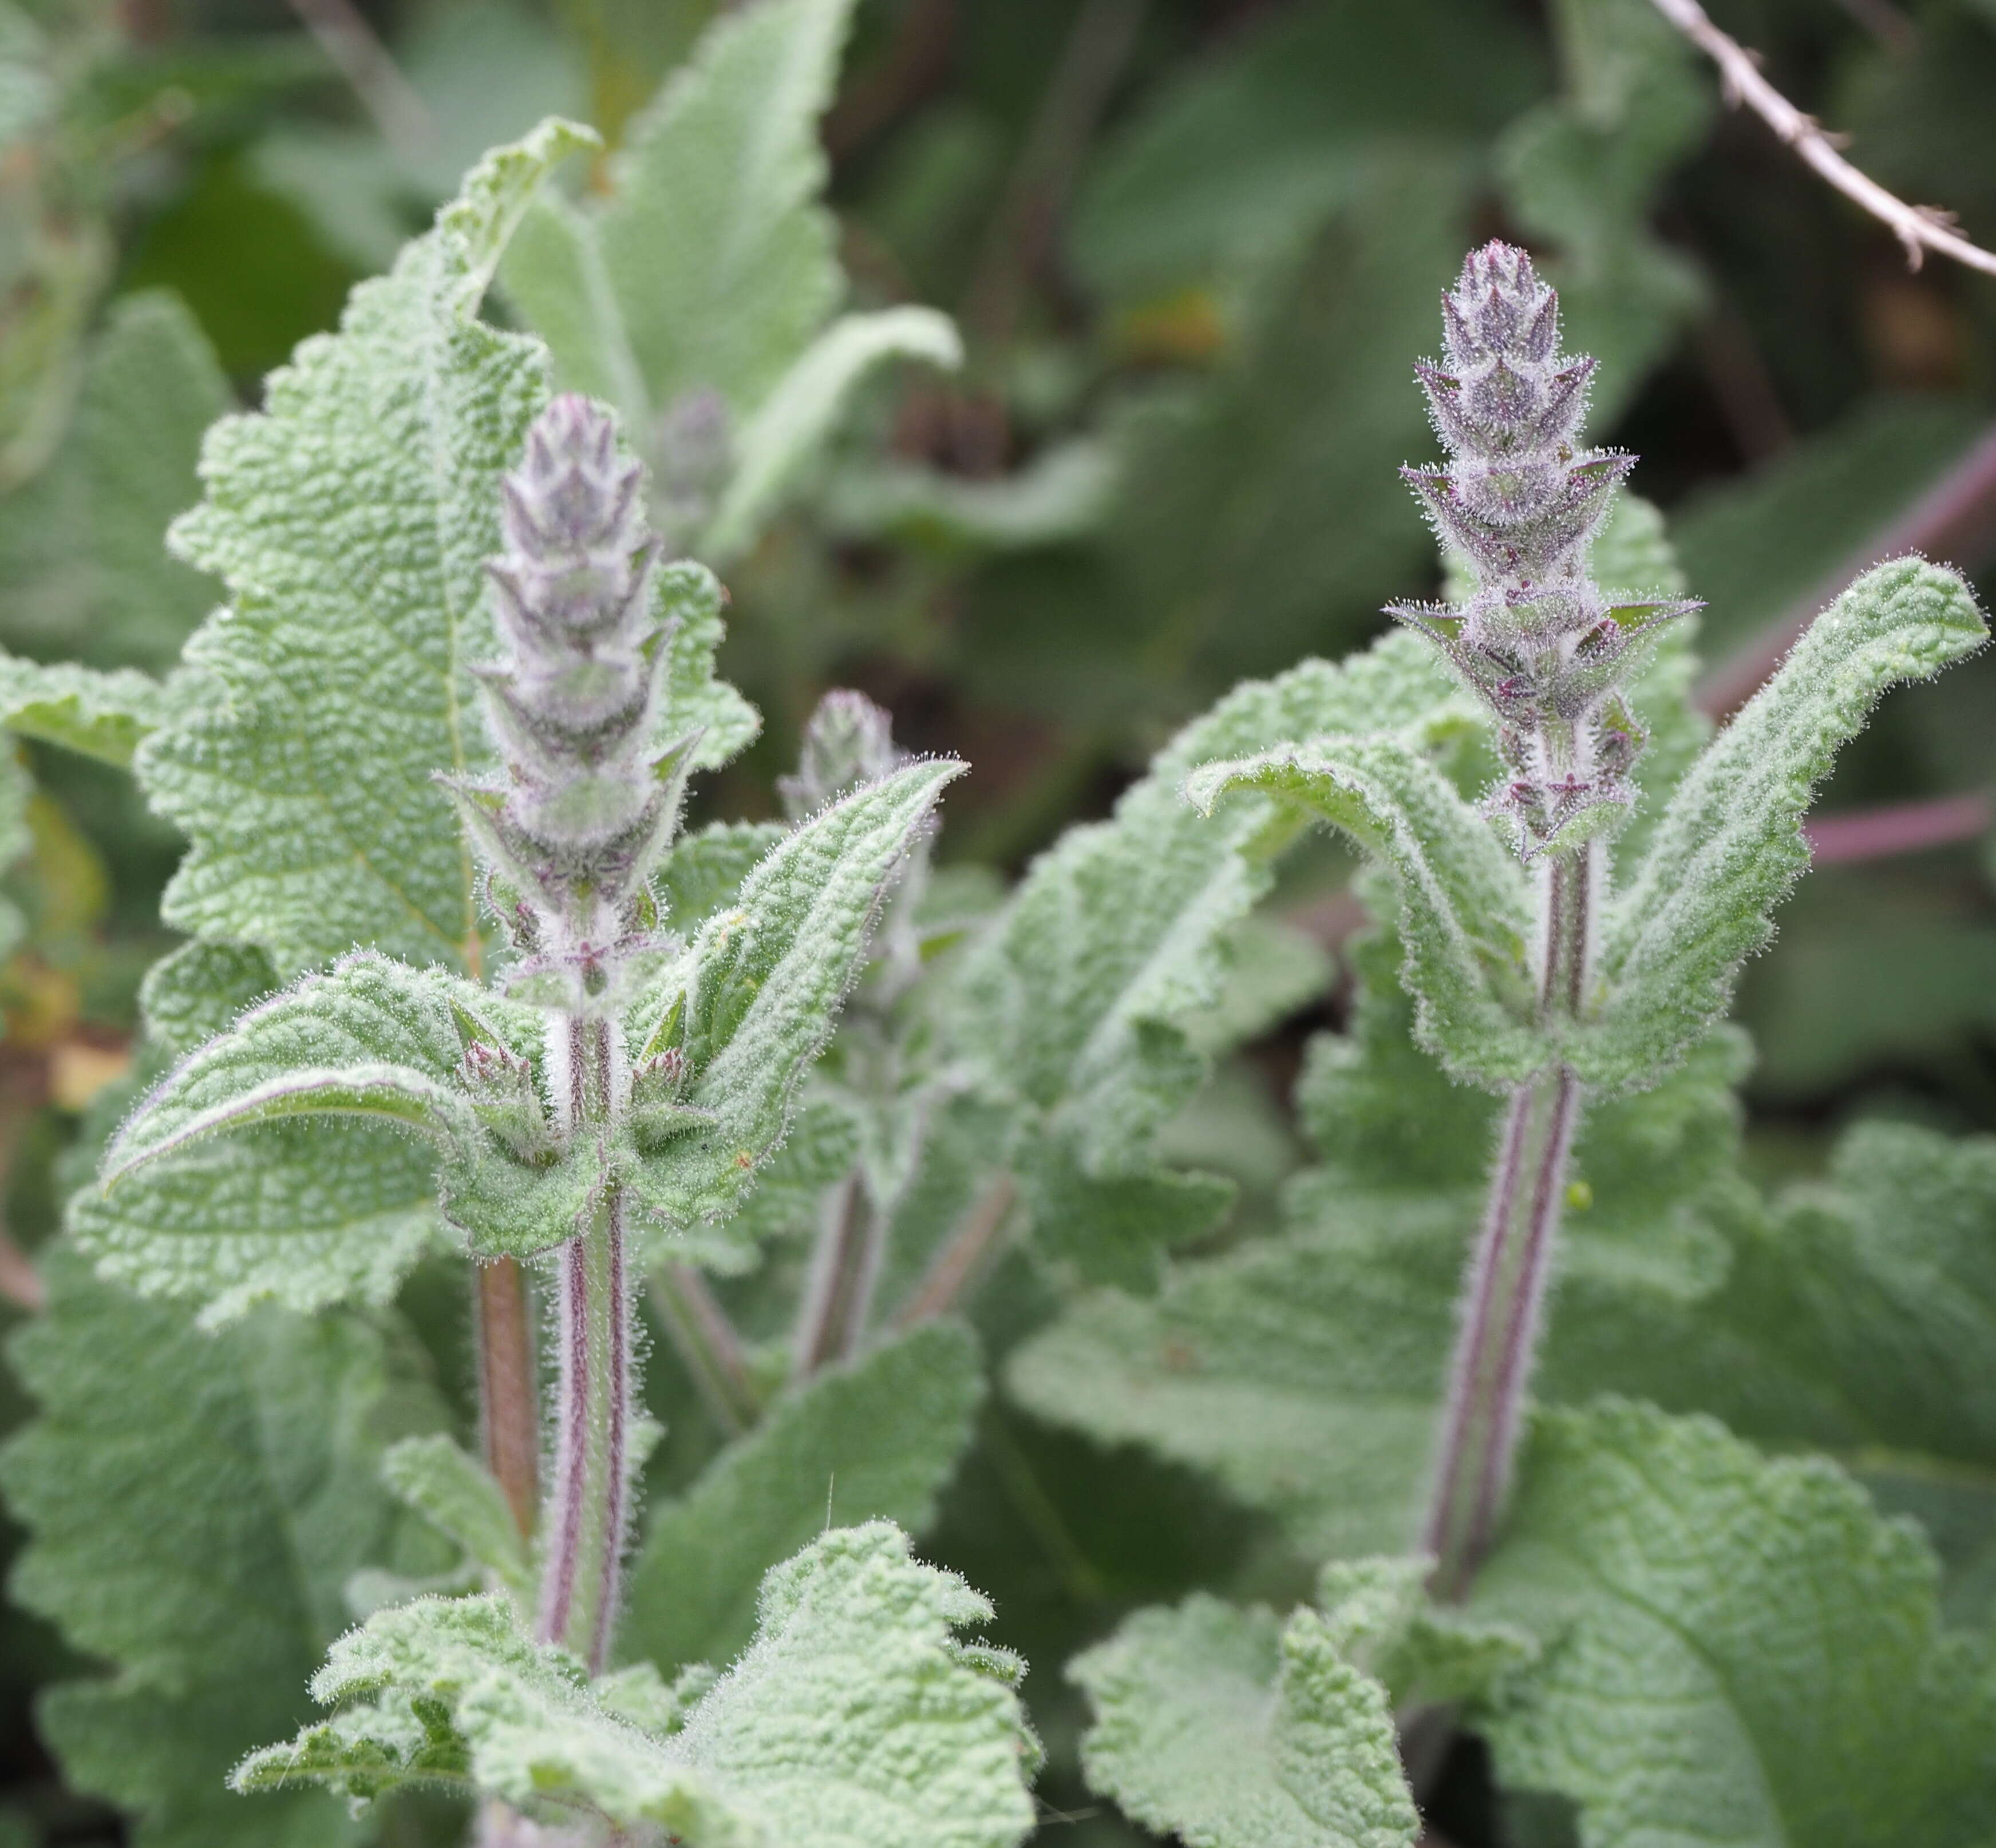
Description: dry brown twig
xmin=1647 ymin=0 xmax=1996 ymax=279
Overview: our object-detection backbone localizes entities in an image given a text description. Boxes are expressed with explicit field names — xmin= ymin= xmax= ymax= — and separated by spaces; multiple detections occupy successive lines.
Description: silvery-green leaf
xmin=0 ymin=290 xmax=228 ymax=674
xmin=238 ymin=1523 xmax=1038 ymax=1848
xmin=596 ymin=0 xmax=857 ymax=423
xmin=624 ymin=759 xmax=963 ymax=1247
xmin=1585 ymin=557 xmax=1987 ymax=1091
xmin=381 ymin=1433 xmax=533 ymax=1601
xmin=620 ymin=1320 xmax=983 ymax=1674
xmin=0 ymin=1243 xmax=441 ymax=1848
xmin=1071 ymin=1594 xmax=1418 ymax=1848
xmin=1472 ymin=1400 xmax=1996 ymax=1845
xmin=83 ymin=952 xmax=571 ymax=1311
xmin=132 ymin=119 xmax=741 ymax=977
xmin=703 ymin=306 xmax=961 ymax=561
xmin=1184 ymin=735 xmax=1541 ymax=1090
xmin=0 ymin=654 xmax=175 ymax=765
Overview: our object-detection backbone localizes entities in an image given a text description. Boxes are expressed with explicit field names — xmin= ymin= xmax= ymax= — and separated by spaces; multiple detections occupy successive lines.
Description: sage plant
xmin=1389 ymin=244 xmax=1693 ymax=1595
xmin=445 ymin=391 xmax=684 ymax=1669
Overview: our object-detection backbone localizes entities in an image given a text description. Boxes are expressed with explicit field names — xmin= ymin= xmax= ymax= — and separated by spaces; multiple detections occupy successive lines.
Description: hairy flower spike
xmin=449 ymin=393 xmax=691 ymax=972
xmin=778 ymin=689 xmax=904 ymax=821
xmin=1391 ymin=243 xmax=1698 ymax=861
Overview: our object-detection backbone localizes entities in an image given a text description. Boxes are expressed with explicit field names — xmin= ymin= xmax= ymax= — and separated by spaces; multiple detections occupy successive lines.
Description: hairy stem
xmin=650 ymin=1264 xmax=758 ymax=1435
xmin=895 ymin=1171 xmax=1018 ymax=1326
xmin=1424 ymin=847 xmax=1591 ymax=1601
xmin=794 ymin=1173 xmax=887 ymax=1376
xmin=536 ymin=1018 xmax=634 ymax=1675
xmin=473 ymin=1257 xmax=539 ymax=1540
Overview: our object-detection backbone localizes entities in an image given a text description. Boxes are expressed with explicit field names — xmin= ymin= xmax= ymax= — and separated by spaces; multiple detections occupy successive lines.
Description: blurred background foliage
xmin=0 ymin=0 xmax=1994 ymax=1838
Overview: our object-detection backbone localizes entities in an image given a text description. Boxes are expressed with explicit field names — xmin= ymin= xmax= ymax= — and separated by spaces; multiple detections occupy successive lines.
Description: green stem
xmin=535 ymin=1016 xmax=634 ymax=1674
xmin=1421 ymin=842 xmax=1593 ymax=1600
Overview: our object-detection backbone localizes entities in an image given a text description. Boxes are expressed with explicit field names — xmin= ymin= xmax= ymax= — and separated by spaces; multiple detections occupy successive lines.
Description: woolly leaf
xmin=620 ymin=1320 xmax=984 ymax=1675
xmin=662 ymin=820 xmax=789 ymax=931
xmin=1007 ymin=920 xmax=1754 ymax=1559
xmin=132 ymin=120 xmax=658 ymax=976
xmin=69 ymin=1116 xmax=448 ymax=1331
xmin=704 ymin=306 xmax=962 ymax=561
xmin=623 ymin=758 xmax=963 ymax=1244
xmin=946 ymin=628 xmax=1464 ymax=1182
xmin=103 ymin=953 xmax=519 ymax=1180
xmin=1019 ymin=1133 xmax=1235 ymax=1293
xmin=381 ymin=1433 xmax=533 ymax=1601
xmin=81 ymin=952 xmax=556 ymax=1317
xmin=0 ymin=1244 xmax=437 ymax=1848
xmin=0 ymin=290 xmax=228 ymax=674
xmin=596 ymin=0 xmax=855 ymax=422
xmin=138 ymin=937 xmax=278 ymax=1055
xmin=238 ymin=1523 xmax=1039 ymax=1848
xmin=0 ymin=655 xmax=175 ymax=765
xmin=1070 ymin=1594 xmax=1418 ymax=1848
xmin=1586 ymin=558 xmax=1987 ymax=1090
xmin=1311 ymin=1557 xmax=1535 ymax=1712
xmin=1472 ymin=1401 xmax=1996 ymax=1845
xmin=1185 ymin=737 xmax=1540 ymax=1089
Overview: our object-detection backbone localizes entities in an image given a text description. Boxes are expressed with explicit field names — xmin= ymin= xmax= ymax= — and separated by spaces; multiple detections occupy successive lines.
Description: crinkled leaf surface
xmin=135 ymin=119 xmax=749 ymax=978
xmin=1471 ymin=1401 xmax=1996 ymax=1847
xmin=1185 ymin=736 xmax=1539 ymax=1089
xmin=1071 ymin=1594 xmax=1417 ymax=1848
xmin=1587 ymin=557 xmax=1986 ymax=1090
xmin=139 ymin=937 xmax=279 ymax=1054
xmin=595 ymin=0 xmax=853 ymax=422
xmin=240 ymin=1523 xmax=1039 ymax=1848
xmin=381 ymin=1433 xmax=533 ymax=1601
xmin=1007 ymin=920 xmax=1754 ymax=1558
xmin=621 ymin=1320 xmax=984 ymax=1675
xmin=0 ymin=655 xmax=176 ymax=765
xmin=79 ymin=952 xmax=551 ymax=1319
xmin=943 ymin=628 xmax=1465 ymax=1275
xmin=0 ymin=290 xmax=228 ymax=674
xmin=0 ymin=1244 xmax=440 ymax=1848
xmin=662 ymin=819 xmax=789 ymax=931
xmin=625 ymin=759 xmax=963 ymax=1245
xmin=502 ymin=0 xmax=956 ymax=561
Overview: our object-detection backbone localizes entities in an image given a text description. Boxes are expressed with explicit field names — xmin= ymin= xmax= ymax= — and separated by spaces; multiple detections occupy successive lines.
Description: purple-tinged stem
xmin=794 ymin=1173 xmax=887 ymax=1376
xmin=895 ymin=1171 xmax=1018 ymax=1327
xmin=535 ymin=1017 xmax=635 ymax=1675
xmin=1422 ymin=844 xmax=1593 ymax=1601
xmin=473 ymin=1257 xmax=539 ymax=1541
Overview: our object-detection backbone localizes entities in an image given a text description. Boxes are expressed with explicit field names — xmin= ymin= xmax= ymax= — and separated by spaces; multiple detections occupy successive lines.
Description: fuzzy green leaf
xmin=1185 ymin=737 xmax=1540 ymax=1089
xmin=703 ymin=306 xmax=961 ymax=561
xmin=81 ymin=952 xmax=554 ymax=1317
xmin=0 ymin=290 xmax=228 ymax=674
xmin=1472 ymin=1401 xmax=1996 ymax=1845
xmin=381 ymin=1433 xmax=533 ymax=1601
xmin=1007 ymin=920 xmax=1754 ymax=1559
xmin=662 ymin=820 xmax=789 ymax=931
xmin=1586 ymin=557 xmax=1987 ymax=1090
xmin=946 ymin=628 xmax=1465 ymax=1183
xmin=596 ymin=0 xmax=855 ymax=422
xmin=132 ymin=120 xmax=751 ymax=977
xmin=103 ymin=952 xmax=517 ymax=1180
xmin=624 ymin=758 xmax=963 ymax=1245
xmin=620 ymin=1320 xmax=984 ymax=1675
xmin=239 ymin=1523 xmax=1038 ymax=1848
xmin=1071 ymin=1594 xmax=1418 ymax=1848
xmin=0 ymin=1244 xmax=440 ymax=1848
xmin=0 ymin=654 xmax=175 ymax=765
xmin=1020 ymin=1133 xmax=1235 ymax=1293
xmin=139 ymin=937 xmax=278 ymax=1054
